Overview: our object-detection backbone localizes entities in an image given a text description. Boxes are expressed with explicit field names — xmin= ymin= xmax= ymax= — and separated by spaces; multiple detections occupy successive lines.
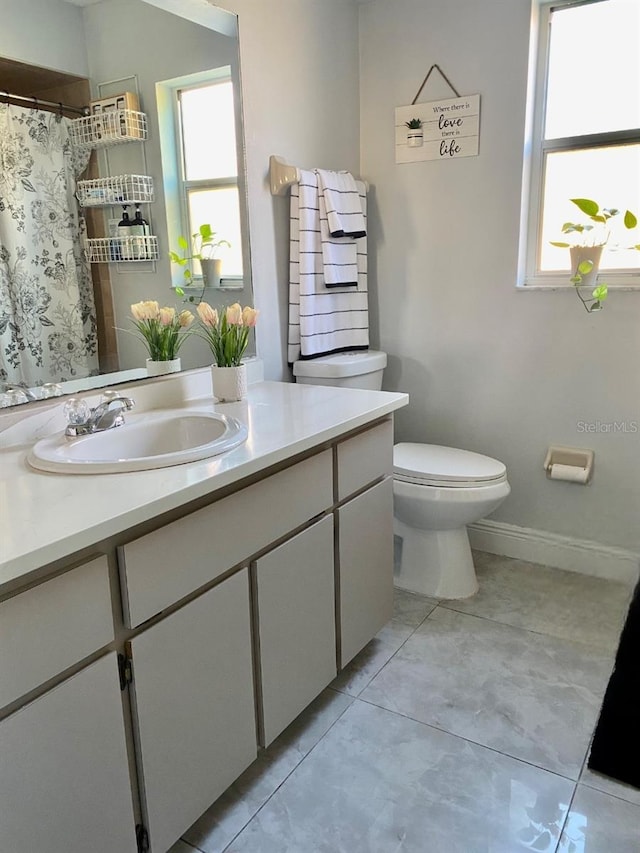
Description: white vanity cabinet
xmin=254 ymin=514 xmax=336 ymax=746
xmin=127 ymin=569 xmax=256 ymax=853
xmin=1 ymin=394 xmax=403 ymax=853
xmin=336 ymin=420 xmax=394 ymax=667
xmin=0 ymin=556 xmax=138 ymax=853
xmin=0 ymin=653 xmax=137 ymax=853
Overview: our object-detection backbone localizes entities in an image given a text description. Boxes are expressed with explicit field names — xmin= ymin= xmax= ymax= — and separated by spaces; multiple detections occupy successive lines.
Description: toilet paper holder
xmin=544 ymin=446 xmax=595 ymax=484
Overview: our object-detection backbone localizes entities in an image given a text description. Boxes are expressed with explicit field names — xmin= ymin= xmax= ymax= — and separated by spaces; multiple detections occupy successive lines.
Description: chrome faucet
xmin=65 ymin=396 xmax=135 ymax=437
xmin=2 ymin=383 xmax=38 ymax=402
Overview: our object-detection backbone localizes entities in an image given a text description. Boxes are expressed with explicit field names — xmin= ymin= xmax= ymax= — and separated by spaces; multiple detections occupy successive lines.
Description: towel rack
xmin=269 ymin=155 xmax=369 ymax=196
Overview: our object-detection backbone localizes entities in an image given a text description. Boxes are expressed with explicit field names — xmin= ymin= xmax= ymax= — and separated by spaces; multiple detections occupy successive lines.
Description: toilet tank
xmin=293 ymin=351 xmax=387 ymax=390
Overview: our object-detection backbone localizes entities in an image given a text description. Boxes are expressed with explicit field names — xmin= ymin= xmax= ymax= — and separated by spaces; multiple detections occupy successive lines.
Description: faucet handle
xmin=63 ymin=397 xmax=91 ymax=426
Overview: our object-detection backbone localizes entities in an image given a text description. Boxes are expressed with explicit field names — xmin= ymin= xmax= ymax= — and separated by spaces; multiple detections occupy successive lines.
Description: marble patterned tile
xmin=580 ymin=764 xmax=640 ymax=807
xmin=376 ymin=587 xmax=439 ymax=645
xmin=332 ymin=590 xmax=438 ymax=697
xmin=226 ymin=699 xmax=575 ymax=853
xmin=441 ymin=552 xmax=632 ymax=653
xmin=559 ymin=784 xmax=640 ymax=852
xmin=331 ymin=637 xmax=403 ymax=697
xmin=168 ymin=841 xmax=200 ymax=853
xmin=361 ymin=607 xmax=613 ymax=778
xmin=183 ymin=688 xmax=352 ymax=853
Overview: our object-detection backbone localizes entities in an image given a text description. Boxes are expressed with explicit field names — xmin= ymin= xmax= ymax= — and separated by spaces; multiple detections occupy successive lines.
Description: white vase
xmin=211 ymin=363 xmax=247 ymax=402
xmin=146 ymin=357 xmax=181 ymax=376
xmin=570 ymin=246 xmax=603 ymax=289
xmin=407 ymin=130 xmax=424 ymax=148
xmin=201 ymin=258 xmax=222 ymax=289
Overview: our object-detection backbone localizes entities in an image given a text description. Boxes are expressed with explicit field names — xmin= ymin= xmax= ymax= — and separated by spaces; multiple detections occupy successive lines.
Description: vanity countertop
xmin=0 ymin=381 xmax=408 ymax=593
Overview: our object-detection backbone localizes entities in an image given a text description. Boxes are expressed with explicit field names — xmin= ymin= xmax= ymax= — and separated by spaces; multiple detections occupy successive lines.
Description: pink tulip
xmin=241 ymin=306 xmax=259 ymax=327
xmin=197 ymin=301 xmax=219 ymax=328
xmin=178 ymin=310 xmax=194 ymax=328
xmin=159 ymin=307 xmax=176 ymax=326
xmin=226 ymin=303 xmax=243 ymax=325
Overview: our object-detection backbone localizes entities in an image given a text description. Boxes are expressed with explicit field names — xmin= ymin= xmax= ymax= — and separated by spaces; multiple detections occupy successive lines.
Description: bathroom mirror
xmin=0 ymin=0 xmax=253 ymax=408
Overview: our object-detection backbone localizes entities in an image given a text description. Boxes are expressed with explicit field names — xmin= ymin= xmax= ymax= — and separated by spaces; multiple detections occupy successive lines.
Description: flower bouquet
xmin=196 ymin=302 xmax=258 ymax=400
xmin=130 ymin=301 xmax=194 ymax=374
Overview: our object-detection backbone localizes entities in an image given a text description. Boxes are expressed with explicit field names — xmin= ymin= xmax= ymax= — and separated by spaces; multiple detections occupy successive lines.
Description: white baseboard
xmin=468 ymin=519 xmax=640 ymax=586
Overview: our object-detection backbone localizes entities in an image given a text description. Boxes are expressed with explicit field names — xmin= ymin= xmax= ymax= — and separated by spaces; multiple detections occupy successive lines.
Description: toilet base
xmin=394 ymin=520 xmax=478 ymax=599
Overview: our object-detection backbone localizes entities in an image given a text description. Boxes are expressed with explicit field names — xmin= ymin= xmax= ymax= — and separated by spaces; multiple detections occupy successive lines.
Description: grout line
xmin=354 ymin=693 xmax=581 ymax=785
xmin=220 ymin=693 xmax=355 ymax=852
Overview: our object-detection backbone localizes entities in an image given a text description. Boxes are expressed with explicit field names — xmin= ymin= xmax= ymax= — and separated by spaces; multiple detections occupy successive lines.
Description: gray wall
xmin=0 ymin=0 xmax=88 ymax=76
xmin=359 ymin=0 xmax=640 ymax=552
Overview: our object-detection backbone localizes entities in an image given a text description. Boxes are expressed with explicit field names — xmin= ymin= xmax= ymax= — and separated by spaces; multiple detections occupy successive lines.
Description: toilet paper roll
xmin=548 ymin=463 xmax=589 ymax=484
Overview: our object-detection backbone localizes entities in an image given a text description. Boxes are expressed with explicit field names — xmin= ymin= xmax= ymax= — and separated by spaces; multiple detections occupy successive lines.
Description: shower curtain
xmin=0 ymin=103 xmax=98 ymax=389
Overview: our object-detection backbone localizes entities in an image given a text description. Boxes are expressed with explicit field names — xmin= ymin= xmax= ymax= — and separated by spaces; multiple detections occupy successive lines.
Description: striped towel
xmin=316 ymin=169 xmax=367 ymax=238
xmin=318 ymin=183 xmax=358 ymax=288
xmin=288 ymin=169 xmax=369 ymax=362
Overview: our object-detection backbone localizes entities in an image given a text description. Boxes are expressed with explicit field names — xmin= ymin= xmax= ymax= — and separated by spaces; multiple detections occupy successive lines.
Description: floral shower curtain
xmin=0 ymin=104 xmax=98 ymax=389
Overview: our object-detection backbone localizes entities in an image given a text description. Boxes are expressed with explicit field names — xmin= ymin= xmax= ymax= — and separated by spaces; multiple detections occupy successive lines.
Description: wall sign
xmin=395 ymin=95 xmax=480 ymax=164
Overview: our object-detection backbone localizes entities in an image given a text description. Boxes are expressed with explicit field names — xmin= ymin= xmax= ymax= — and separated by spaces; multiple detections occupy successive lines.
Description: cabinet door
xmin=338 ymin=477 xmax=394 ymax=667
xmin=0 ymin=653 xmax=137 ymax=853
xmin=129 ymin=569 xmax=256 ymax=853
xmin=256 ymin=515 xmax=336 ymax=746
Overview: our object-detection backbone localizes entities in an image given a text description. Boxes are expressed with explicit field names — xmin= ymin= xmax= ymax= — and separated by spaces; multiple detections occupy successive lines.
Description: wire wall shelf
xmin=87 ymin=236 xmax=159 ymax=264
xmin=70 ymin=110 xmax=148 ymax=149
xmin=77 ymin=175 xmax=154 ymax=207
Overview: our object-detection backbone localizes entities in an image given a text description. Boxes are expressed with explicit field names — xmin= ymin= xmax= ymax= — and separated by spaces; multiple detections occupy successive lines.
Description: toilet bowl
xmin=393 ymin=443 xmax=510 ymax=598
xmin=292 ymin=352 xmax=510 ymax=599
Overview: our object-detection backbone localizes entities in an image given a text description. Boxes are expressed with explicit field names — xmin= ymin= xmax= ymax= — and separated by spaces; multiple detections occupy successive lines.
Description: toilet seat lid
xmin=393 ymin=443 xmax=507 ymax=486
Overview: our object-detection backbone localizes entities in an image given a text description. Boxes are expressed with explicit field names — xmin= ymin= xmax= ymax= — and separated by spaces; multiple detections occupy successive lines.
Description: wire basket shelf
xmin=77 ymin=175 xmax=154 ymax=207
xmin=70 ymin=110 xmax=148 ymax=149
xmin=87 ymin=236 xmax=159 ymax=264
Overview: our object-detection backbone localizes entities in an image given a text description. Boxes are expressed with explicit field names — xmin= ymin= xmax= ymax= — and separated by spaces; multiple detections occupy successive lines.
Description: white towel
xmin=318 ymin=185 xmax=358 ymax=288
xmin=316 ymin=169 xmax=367 ymax=238
xmin=288 ymin=170 xmax=369 ymax=362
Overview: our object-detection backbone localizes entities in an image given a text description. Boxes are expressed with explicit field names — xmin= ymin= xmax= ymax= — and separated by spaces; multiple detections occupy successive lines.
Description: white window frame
xmin=519 ymin=0 xmax=640 ymax=290
xmin=157 ymin=67 xmax=244 ymax=292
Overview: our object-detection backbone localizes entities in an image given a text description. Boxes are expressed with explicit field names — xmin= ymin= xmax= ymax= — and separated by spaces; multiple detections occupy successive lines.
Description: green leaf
xmin=624 ymin=210 xmax=638 ymax=229
xmin=592 ymin=284 xmax=608 ymax=301
xmin=199 ymin=223 xmax=213 ymax=242
xmin=571 ymin=198 xmax=599 ymax=217
xmin=175 ymin=287 xmax=184 ymax=296
xmin=589 ymin=301 xmax=603 ymax=312
xmin=168 ymin=251 xmax=180 ymax=263
xmin=570 ymin=275 xmax=582 ymax=284
xmin=591 ymin=215 xmax=606 ymax=224
xmin=577 ymin=260 xmax=594 ymax=274
xmin=178 ymin=235 xmax=189 ymax=251
xmin=550 ymin=241 xmax=570 ymax=248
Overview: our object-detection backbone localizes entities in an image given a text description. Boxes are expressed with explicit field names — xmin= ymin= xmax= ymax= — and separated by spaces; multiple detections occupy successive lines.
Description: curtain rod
xmin=0 ymin=90 xmax=88 ymax=117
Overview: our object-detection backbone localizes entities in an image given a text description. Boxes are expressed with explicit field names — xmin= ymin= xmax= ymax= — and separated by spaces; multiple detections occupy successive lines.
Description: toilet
xmin=293 ymin=351 xmax=510 ymax=599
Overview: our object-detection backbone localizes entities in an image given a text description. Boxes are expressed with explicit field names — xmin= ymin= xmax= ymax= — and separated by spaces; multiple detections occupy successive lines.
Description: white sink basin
xmin=28 ymin=409 xmax=248 ymax=474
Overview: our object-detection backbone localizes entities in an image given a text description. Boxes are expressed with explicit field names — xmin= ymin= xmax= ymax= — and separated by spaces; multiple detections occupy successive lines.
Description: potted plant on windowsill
xmin=551 ymin=198 xmax=639 ymax=312
xmin=169 ymin=223 xmax=231 ymax=299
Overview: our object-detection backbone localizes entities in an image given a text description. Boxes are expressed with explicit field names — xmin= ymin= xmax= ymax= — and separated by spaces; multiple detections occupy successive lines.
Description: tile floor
xmin=171 ymin=552 xmax=639 ymax=853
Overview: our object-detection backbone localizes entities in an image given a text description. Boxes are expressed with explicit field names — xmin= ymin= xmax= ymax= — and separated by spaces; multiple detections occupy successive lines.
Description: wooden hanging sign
xmin=395 ymin=94 xmax=481 ymax=164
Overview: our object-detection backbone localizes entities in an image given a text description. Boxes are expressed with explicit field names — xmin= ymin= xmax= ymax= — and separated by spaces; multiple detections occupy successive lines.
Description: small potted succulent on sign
xmin=129 ymin=301 xmax=194 ymax=375
xmin=551 ymin=198 xmax=639 ymax=312
xmin=169 ymin=223 xmax=231 ymax=297
xmin=405 ymin=117 xmax=424 ymax=147
xmin=196 ymin=301 xmax=258 ymax=401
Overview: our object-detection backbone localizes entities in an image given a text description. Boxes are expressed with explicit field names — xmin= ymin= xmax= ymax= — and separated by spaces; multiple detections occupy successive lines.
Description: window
xmin=522 ymin=0 xmax=640 ymax=287
xmin=158 ymin=69 xmax=244 ymax=287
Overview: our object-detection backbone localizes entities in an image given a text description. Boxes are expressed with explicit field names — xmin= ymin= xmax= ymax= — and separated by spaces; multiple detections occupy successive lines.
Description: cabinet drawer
xmin=337 ymin=419 xmax=393 ymax=501
xmin=119 ymin=450 xmax=333 ymax=628
xmin=0 ymin=556 xmax=114 ymax=709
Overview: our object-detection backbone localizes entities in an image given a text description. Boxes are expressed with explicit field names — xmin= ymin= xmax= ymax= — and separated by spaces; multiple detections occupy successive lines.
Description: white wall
xmin=359 ymin=0 xmax=640 ymax=552
xmin=0 ymin=0 xmax=88 ymax=76
xmin=217 ymin=0 xmax=361 ymax=381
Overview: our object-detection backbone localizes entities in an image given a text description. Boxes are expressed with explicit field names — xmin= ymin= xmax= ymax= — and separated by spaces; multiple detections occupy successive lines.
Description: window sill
xmin=517 ymin=283 xmax=640 ymax=292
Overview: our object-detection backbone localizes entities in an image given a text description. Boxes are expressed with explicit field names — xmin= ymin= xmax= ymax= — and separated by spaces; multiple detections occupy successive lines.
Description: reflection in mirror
xmin=0 ymin=0 xmax=253 ymax=409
